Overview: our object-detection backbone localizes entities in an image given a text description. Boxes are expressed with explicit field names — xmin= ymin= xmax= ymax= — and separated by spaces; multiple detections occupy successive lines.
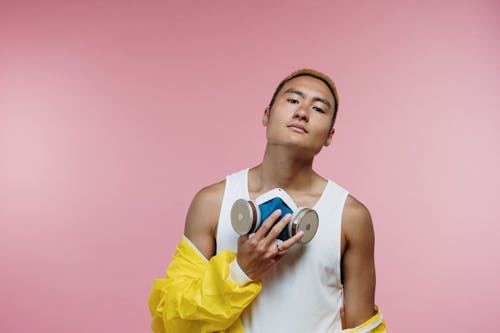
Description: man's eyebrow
xmin=283 ymin=88 xmax=332 ymax=109
xmin=283 ymin=88 xmax=305 ymax=98
xmin=313 ymin=96 xmax=332 ymax=109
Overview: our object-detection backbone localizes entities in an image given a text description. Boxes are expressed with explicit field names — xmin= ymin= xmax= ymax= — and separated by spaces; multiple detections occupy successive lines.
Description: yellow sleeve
xmin=148 ymin=237 xmax=262 ymax=333
xmin=340 ymin=306 xmax=387 ymax=333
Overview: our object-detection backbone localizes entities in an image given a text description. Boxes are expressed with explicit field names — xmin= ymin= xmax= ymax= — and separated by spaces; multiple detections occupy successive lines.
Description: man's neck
xmin=255 ymin=144 xmax=317 ymax=192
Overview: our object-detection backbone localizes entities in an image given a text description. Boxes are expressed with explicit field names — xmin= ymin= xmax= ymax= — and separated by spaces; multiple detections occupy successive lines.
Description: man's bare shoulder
xmin=342 ymin=194 xmax=375 ymax=244
xmin=183 ymin=180 xmax=226 ymax=258
xmin=193 ymin=180 xmax=226 ymax=205
xmin=185 ymin=180 xmax=226 ymax=229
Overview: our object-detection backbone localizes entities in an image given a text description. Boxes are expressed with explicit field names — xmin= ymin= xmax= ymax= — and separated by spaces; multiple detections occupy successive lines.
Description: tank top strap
xmin=316 ymin=179 xmax=349 ymax=213
xmin=216 ymin=168 xmax=249 ymax=253
xmin=226 ymin=168 xmax=249 ymax=199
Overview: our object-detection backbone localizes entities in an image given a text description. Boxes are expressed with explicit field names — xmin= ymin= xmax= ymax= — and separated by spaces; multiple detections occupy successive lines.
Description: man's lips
xmin=287 ymin=124 xmax=308 ymax=133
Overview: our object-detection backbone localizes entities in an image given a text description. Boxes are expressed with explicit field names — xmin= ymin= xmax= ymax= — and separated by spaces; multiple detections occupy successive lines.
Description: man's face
xmin=263 ymin=75 xmax=335 ymax=155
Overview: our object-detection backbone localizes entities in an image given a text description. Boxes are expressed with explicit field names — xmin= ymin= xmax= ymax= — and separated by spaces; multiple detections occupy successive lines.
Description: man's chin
xmin=267 ymin=141 xmax=323 ymax=156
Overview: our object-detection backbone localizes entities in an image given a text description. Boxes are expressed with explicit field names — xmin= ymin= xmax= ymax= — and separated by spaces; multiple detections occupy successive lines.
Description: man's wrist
xmin=228 ymin=258 xmax=253 ymax=285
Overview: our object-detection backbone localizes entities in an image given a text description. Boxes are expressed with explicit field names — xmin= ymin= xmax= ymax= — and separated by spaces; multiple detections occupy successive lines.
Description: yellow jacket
xmin=148 ymin=237 xmax=386 ymax=333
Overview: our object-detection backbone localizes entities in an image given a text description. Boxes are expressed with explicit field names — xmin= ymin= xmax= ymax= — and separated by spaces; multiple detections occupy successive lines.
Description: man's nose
xmin=293 ymin=104 xmax=309 ymax=121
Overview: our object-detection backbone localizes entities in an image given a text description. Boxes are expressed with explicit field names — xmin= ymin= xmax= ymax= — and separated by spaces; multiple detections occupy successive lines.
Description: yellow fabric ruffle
xmin=148 ymin=237 xmax=262 ymax=333
xmin=340 ymin=306 xmax=386 ymax=333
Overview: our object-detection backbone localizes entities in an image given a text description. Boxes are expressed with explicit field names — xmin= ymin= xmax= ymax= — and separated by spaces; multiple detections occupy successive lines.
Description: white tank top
xmin=216 ymin=168 xmax=349 ymax=333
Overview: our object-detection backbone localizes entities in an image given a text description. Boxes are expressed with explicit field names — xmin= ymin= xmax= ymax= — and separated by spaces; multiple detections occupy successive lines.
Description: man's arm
xmin=341 ymin=195 xmax=376 ymax=328
xmin=183 ymin=181 xmax=224 ymax=259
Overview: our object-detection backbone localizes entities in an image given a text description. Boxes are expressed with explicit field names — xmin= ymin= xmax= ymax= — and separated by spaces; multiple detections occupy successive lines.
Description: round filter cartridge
xmin=230 ymin=199 xmax=258 ymax=235
xmin=291 ymin=208 xmax=319 ymax=244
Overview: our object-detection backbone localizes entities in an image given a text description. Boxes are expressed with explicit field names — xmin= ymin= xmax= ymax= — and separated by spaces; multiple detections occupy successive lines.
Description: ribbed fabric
xmin=216 ymin=168 xmax=349 ymax=333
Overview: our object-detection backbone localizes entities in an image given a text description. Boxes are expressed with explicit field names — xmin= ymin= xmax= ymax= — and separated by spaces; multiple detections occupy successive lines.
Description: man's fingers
xmin=245 ymin=210 xmax=303 ymax=258
xmin=278 ymin=230 xmax=304 ymax=252
xmin=264 ymin=213 xmax=292 ymax=246
xmin=254 ymin=209 xmax=282 ymax=239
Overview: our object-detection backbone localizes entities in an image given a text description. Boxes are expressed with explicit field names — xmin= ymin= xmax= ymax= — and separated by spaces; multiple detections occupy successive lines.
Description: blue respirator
xmin=230 ymin=188 xmax=319 ymax=244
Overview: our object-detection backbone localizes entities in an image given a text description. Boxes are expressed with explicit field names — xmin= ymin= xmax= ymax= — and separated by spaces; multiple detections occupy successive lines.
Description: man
xmin=149 ymin=69 xmax=386 ymax=332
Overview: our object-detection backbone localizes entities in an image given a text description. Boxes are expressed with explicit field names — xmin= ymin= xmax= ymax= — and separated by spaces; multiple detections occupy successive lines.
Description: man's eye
xmin=313 ymin=106 xmax=325 ymax=113
xmin=287 ymin=98 xmax=298 ymax=104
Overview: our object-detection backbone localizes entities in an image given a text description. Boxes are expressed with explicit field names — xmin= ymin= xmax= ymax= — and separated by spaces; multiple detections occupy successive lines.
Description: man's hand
xmin=236 ymin=209 xmax=304 ymax=280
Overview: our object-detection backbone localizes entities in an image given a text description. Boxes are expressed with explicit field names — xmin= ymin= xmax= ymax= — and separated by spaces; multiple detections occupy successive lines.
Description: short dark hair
xmin=268 ymin=69 xmax=339 ymax=129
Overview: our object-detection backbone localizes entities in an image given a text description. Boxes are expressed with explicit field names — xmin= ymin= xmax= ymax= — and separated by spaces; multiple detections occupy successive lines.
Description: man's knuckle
xmin=256 ymin=244 xmax=266 ymax=253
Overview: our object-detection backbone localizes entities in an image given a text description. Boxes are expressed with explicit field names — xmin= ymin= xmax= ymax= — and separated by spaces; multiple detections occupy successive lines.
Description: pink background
xmin=1 ymin=0 xmax=499 ymax=332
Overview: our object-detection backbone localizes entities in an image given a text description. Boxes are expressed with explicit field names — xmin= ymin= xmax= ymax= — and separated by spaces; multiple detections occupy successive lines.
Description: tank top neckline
xmin=241 ymin=168 xmax=331 ymax=210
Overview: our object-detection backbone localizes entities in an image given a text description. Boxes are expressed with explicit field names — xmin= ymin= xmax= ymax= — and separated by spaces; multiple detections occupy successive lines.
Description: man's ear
xmin=262 ymin=107 xmax=270 ymax=126
xmin=324 ymin=128 xmax=335 ymax=147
